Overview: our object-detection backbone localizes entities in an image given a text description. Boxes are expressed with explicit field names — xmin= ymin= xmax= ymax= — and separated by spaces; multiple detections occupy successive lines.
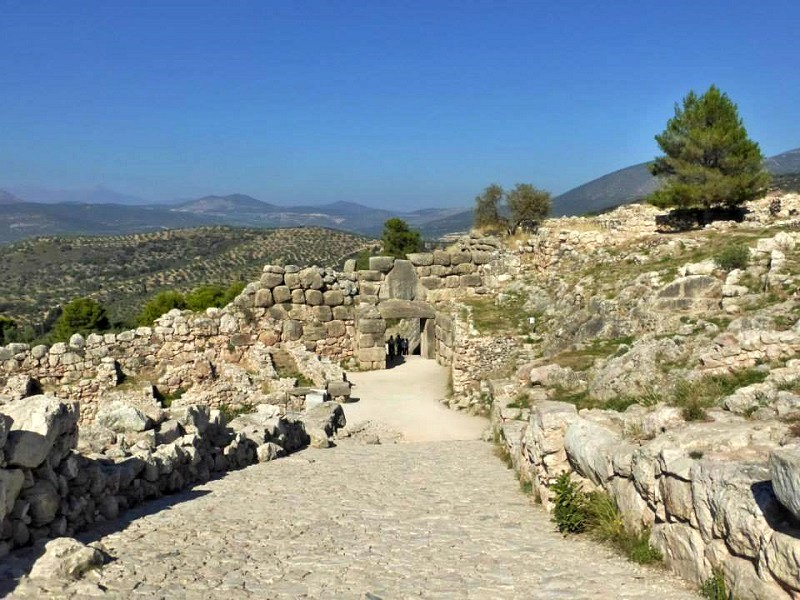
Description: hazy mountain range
xmin=1 ymin=147 xmax=798 ymax=243
xmin=552 ymin=147 xmax=800 ymax=217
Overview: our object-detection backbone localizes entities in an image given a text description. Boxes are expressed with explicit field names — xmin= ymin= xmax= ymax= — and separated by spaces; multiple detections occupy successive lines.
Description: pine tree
xmin=52 ymin=298 xmax=110 ymax=341
xmin=649 ymin=85 xmax=770 ymax=209
xmin=381 ymin=218 xmax=422 ymax=258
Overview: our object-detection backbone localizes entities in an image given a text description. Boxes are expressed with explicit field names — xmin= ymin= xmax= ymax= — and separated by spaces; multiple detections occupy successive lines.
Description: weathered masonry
xmin=0 ymin=237 xmax=504 ymax=419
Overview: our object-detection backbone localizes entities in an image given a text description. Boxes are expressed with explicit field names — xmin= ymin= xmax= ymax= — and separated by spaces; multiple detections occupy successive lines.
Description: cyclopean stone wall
xmin=0 ymin=238 xmax=505 ymax=416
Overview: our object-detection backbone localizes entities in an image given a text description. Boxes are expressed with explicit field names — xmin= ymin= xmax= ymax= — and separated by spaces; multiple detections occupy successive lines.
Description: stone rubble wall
xmin=491 ymin=390 xmax=800 ymax=600
xmin=0 ymin=394 xmax=329 ymax=556
xmin=515 ymin=195 xmax=800 ymax=277
xmin=0 ymin=239 xmax=505 ymax=420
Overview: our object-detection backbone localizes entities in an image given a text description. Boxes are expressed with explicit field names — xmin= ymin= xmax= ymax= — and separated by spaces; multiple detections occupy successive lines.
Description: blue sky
xmin=1 ymin=1 xmax=798 ymax=208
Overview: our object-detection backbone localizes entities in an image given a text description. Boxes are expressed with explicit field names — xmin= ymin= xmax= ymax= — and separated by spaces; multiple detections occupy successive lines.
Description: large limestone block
xmin=769 ymin=446 xmax=800 ymax=521
xmin=420 ymin=276 xmax=443 ymax=290
xmin=323 ymin=290 xmax=344 ymax=306
xmin=606 ymin=476 xmax=654 ymax=532
xmin=256 ymin=442 xmax=286 ymax=462
xmin=299 ymin=267 xmax=323 ymax=290
xmin=459 ymin=274 xmax=483 ymax=287
xmin=29 ymin=538 xmax=104 ymax=580
xmin=326 ymin=380 xmax=351 ymax=398
xmin=432 ymin=250 xmax=451 ymax=266
xmin=691 ymin=461 xmax=782 ymax=559
xmin=302 ymin=402 xmax=346 ymax=448
xmin=282 ymin=319 xmax=303 ymax=341
xmin=96 ymin=400 xmax=152 ymax=433
xmin=377 ymin=300 xmax=435 ymax=320
xmin=0 ymin=468 xmax=24 ymax=521
xmin=260 ymin=272 xmax=284 ymax=288
xmin=369 ymin=256 xmax=395 ymax=273
xmin=358 ymin=333 xmax=379 ymax=348
xmin=325 ymin=320 xmax=346 ymax=338
xmin=284 ymin=272 xmax=301 ymax=289
xmin=303 ymin=324 xmax=327 ymax=342
xmin=2 ymin=395 xmax=79 ymax=468
xmin=228 ymin=413 xmax=309 ymax=452
xmin=660 ymin=475 xmax=697 ymax=526
xmin=454 ymin=262 xmax=476 ymax=274
xmin=529 ymin=401 xmax=579 ymax=456
xmin=720 ymin=552 xmax=790 ymax=600
xmin=357 ymin=347 xmax=386 ymax=363
xmin=254 ymin=288 xmax=274 ymax=307
xmin=378 ymin=260 xmax=419 ymax=301
xmin=357 ymin=269 xmax=382 ymax=282
xmin=272 ymin=285 xmax=292 ymax=304
xmin=168 ymin=404 xmax=210 ymax=434
xmin=764 ymin=529 xmax=800 ymax=592
xmin=358 ymin=318 xmax=386 ymax=334
xmin=651 ymin=522 xmax=710 ymax=585
xmin=332 ymin=305 xmax=355 ymax=321
xmin=564 ymin=418 xmax=619 ymax=485
xmin=407 ymin=252 xmax=433 ymax=266
xmin=305 ymin=289 xmax=323 ymax=306
xmin=22 ymin=479 xmax=60 ymax=526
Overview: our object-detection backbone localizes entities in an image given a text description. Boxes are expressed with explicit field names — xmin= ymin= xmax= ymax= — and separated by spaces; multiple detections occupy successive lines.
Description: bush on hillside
xmin=715 ymin=243 xmax=750 ymax=271
xmin=52 ymin=298 xmax=110 ymax=341
xmin=137 ymin=291 xmax=187 ymax=325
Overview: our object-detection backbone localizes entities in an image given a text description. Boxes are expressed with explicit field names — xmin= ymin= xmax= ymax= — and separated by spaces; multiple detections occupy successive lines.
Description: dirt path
xmin=343 ymin=356 xmax=487 ymax=441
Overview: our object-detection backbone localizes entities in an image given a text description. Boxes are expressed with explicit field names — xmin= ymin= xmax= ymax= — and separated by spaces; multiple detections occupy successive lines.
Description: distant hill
xmin=553 ymin=147 xmax=800 ymax=217
xmin=0 ymin=190 xmax=23 ymax=205
xmin=765 ymin=148 xmax=800 ymax=175
xmin=173 ymin=193 xmax=277 ymax=214
xmin=552 ymin=163 xmax=657 ymax=217
xmin=0 ymin=189 xmax=471 ymax=242
xmin=416 ymin=209 xmax=474 ymax=238
xmin=0 ymin=226 xmax=370 ymax=329
xmin=8 ymin=185 xmax=149 ymax=205
xmin=0 ymin=202 xmax=217 ymax=244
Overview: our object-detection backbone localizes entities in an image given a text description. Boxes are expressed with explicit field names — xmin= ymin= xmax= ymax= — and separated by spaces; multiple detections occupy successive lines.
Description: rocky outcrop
xmin=28 ymin=538 xmax=104 ymax=580
xmin=492 ymin=395 xmax=800 ymax=599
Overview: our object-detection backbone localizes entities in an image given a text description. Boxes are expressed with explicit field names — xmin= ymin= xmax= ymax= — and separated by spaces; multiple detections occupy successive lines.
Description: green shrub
xmin=137 ymin=290 xmax=186 ymax=325
xmin=700 ymin=569 xmax=730 ymax=600
xmin=584 ymin=491 xmax=662 ymax=564
xmin=52 ymin=297 xmax=110 ymax=341
xmin=185 ymin=281 xmax=245 ymax=311
xmin=493 ymin=441 xmax=514 ymax=469
xmin=507 ymin=392 xmax=532 ymax=409
xmin=156 ymin=387 xmax=186 ymax=408
xmin=551 ymin=473 xmax=588 ymax=534
xmin=715 ymin=243 xmax=750 ymax=271
xmin=551 ymin=475 xmax=662 ymax=563
xmin=219 ymin=402 xmax=255 ymax=423
xmin=670 ymin=368 xmax=768 ymax=421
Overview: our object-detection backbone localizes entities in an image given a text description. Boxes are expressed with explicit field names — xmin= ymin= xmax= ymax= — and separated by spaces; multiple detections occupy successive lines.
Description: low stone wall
xmin=492 ymin=392 xmax=800 ymax=599
xmin=0 ymin=392 xmax=341 ymax=555
xmin=0 ymin=243 xmax=504 ymax=400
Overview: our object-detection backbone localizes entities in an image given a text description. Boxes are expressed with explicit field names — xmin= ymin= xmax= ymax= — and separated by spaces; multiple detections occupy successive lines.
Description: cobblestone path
xmin=9 ymin=439 xmax=698 ymax=599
